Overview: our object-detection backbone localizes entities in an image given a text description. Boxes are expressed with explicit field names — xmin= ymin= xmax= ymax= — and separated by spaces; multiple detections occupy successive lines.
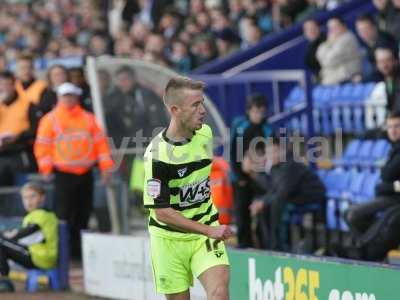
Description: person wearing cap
xmin=34 ymin=82 xmax=114 ymax=259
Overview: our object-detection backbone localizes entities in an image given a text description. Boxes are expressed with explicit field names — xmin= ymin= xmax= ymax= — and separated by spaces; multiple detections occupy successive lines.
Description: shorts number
xmin=205 ymin=239 xmax=221 ymax=252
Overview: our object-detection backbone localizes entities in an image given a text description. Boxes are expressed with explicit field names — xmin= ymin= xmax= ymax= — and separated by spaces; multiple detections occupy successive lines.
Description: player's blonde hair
xmin=163 ymin=76 xmax=205 ymax=107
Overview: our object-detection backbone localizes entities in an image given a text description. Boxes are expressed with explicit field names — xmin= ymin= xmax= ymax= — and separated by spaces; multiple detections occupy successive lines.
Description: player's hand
xmin=207 ymin=225 xmax=233 ymax=240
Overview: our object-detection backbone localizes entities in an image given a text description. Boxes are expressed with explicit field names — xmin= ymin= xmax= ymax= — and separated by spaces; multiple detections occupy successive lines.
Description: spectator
xmin=375 ymin=0 xmax=400 ymax=42
xmin=210 ymin=8 xmax=232 ymax=32
xmin=104 ymin=65 xmax=168 ymax=145
xmin=191 ymin=35 xmax=218 ymax=67
xmin=144 ymin=33 xmax=169 ymax=65
xmin=317 ymin=17 xmax=362 ymax=85
xmin=34 ymin=82 xmax=114 ymax=259
xmin=169 ymin=39 xmax=194 ymax=74
xmin=0 ymin=71 xmax=39 ymax=186
xmin=0 ymin=181 xmax=58 ymax=293
xmin=40 ymin=64 xmax=69 ymax=115
xmin=337 ymin=111 xmax=400 ymax=260
xmin=239 ymin=15 xmax=263 ymax=49
xmin=375 ymin=47 xmax=400 ymax=112
xmin=230 ymin=94 xmax=273 ymax=248
xmin=373 ymin=0 xmax=389 ymax=33
xmin=215 ymin=28 xmax=241 ymax=58
xmin=14 ymin=54 xmax=47 ymax=105
xmin=158 ymin=10 xmax=181 ymax=40
xmin=296 ymin=0 xmax=324 ymax=23
xmin=88 ymin=33 xmax=111 ymax=57
xmin=68 ymin=67 xmax=92 ymax=111
xmin=355 ymin=14 xmax=397 ymax=81
xmin=303 ymin=19 xmax=326 ymax=81
xmin=277 ymin=0 xmax=307 ymax=28
xmin=113 ymin=35 xmax=134 ymax=57
xmin=134 ymin=0 xmax=174 ymax=29
xmin=228 ymin=0 xmax=246 ymax=30
xmin=248 ymin=137 xmax=326 ymax=251
xmin=129 ymin=21 xmax=151 ymax=48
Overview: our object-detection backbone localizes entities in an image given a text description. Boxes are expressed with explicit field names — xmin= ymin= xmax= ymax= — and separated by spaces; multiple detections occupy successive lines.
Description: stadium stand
xmin=2 ymin=4 xmax=400 ymax=296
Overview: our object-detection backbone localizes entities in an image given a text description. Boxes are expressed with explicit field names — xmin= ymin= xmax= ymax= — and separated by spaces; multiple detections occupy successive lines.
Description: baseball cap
xmin=57 ymin=82 xmax=82 ymax=97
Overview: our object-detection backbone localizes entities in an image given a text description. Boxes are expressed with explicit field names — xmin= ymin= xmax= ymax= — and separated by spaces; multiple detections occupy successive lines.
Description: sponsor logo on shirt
xmin=179 ymin=177 xmax=210 ymax=207
xmin=177 ymin=167 xmax=187 ymax=177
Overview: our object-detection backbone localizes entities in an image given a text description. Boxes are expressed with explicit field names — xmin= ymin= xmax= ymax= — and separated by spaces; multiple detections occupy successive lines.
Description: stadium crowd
xmin=0 ymin=0 xmax=350 ymax=74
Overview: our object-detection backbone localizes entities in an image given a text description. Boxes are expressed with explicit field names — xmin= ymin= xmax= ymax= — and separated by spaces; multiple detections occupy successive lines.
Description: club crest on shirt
xmin=147 ymin=179 xmax=161 ymax=198
xmin=177 ymin=167 xmax=187 ymax=177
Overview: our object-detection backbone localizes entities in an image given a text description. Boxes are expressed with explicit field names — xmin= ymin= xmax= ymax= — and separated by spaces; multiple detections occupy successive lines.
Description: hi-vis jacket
xmin=15 ymin=79 xmax=47 ymax=105
xmin=34 ymin=103 xmax=114 ymax=175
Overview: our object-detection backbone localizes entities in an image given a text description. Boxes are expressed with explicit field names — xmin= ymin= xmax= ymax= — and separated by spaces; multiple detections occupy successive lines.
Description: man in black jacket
xmin=375 ymin=47 xmax=400 ymax=112
xmin=246 ymin=137 xmax=326 ymax=250
xmin=346 ymin=111 xmax=400 ymax=238
xmin=303 ymin=18 xmax=326 ymax=81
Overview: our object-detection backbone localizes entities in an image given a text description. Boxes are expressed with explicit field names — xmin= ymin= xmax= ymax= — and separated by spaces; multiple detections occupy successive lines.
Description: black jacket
xmin=104 ymin=85 xmax=168 ymax=146
xmin=375 ymin=142 xmax=400 ymax=197
xmin=257 ymin=159 xmax=326 ymax=205
xmin=304 ymin=34 xmax=326 ymax=77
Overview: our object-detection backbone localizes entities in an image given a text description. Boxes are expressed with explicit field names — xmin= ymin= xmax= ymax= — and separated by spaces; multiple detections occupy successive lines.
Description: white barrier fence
xmin=82 ymin=232 xmax=207 ymax=300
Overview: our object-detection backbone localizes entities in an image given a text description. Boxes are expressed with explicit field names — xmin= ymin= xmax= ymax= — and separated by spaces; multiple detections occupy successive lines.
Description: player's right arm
xmin=154 ymin=207 xmax=232 ymax=240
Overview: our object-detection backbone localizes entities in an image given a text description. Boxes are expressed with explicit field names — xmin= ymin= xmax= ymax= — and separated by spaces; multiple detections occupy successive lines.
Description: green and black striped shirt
xmin=143 ymin=124 xmax=219 ymax=240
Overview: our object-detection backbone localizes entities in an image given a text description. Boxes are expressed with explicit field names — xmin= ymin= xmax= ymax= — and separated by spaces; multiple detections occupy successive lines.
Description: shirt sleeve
xmin=143 ymin=149 xmax=171 ymax=208
xmin=14 ymin=224 xmax=45 ymax=246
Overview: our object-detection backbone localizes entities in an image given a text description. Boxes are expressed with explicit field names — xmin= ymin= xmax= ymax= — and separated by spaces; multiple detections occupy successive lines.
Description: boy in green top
xmin=144 ymin=76 xmax=232 ymax=300
xmin=0 ymin=182 xmax=58 ymax=292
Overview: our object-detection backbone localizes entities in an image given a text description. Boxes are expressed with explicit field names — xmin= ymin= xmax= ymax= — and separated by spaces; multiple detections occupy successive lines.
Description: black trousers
xmin=0 ymin=236 xmax=35 ymax=276
xmin=54 ymin=170 xmax=93 ymax=259
xmin=346 ymin=196 xmax=399 ymax=238
xmin=233 ymin=180 xmax=255 ymax=248
xmin=0 ymin=151 xmax=37 ymax=186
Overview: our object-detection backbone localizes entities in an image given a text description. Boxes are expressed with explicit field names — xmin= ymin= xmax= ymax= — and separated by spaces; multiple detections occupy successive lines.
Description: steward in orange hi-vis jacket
xmin=34 ymin=82 xmax=114 ymax=258
xmin=210 ymin=156 xmax=233 ymax=225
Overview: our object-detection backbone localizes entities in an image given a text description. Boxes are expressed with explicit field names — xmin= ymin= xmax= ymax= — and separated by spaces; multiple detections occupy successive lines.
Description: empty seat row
xmin=333 ymin=139 xmax=390 ymax=169
xmin=317 ymin=168 xmax=381 ymax=231
xmin=318 ymin=168 xmax=380 ymax=204
xmin=284 ymin=83 xmax=378 ymax=135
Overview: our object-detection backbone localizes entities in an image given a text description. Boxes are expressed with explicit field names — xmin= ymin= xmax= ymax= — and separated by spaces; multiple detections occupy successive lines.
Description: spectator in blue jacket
xmin=230 ymin=94 xmax=273 ymax=248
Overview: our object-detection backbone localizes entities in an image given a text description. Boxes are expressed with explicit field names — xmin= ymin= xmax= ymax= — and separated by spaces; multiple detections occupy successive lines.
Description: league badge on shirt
xmin=147 ymin=179 xmax=161 ymax=198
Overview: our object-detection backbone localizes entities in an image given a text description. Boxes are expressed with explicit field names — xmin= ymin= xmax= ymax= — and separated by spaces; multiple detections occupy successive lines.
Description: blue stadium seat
xmin=342 ymin=171 xmax=368 ymax=202
xmin=333 ymin=139 xmax=361 ymax=167
xmin=26 ymin=222 xmax=69 ymax=292
xmin=325 ymin=168 xmax=351 ymax=199
xmin=316 ymin=169 xmax=327 ymax=181
xmin=337 ymin=83 xmax=354 ymax=102
xmin=284 ymin=86 xmax=304 ymax=111
xmin=354 ymin=170 xmax=380 ymax=204
xmin=368 ymin=139 xmax=391 ymax=167
xmin=353 ymin=140 xmax=374 ymax=167
xmin=312 ymin=85 xmax=334 ymax=135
